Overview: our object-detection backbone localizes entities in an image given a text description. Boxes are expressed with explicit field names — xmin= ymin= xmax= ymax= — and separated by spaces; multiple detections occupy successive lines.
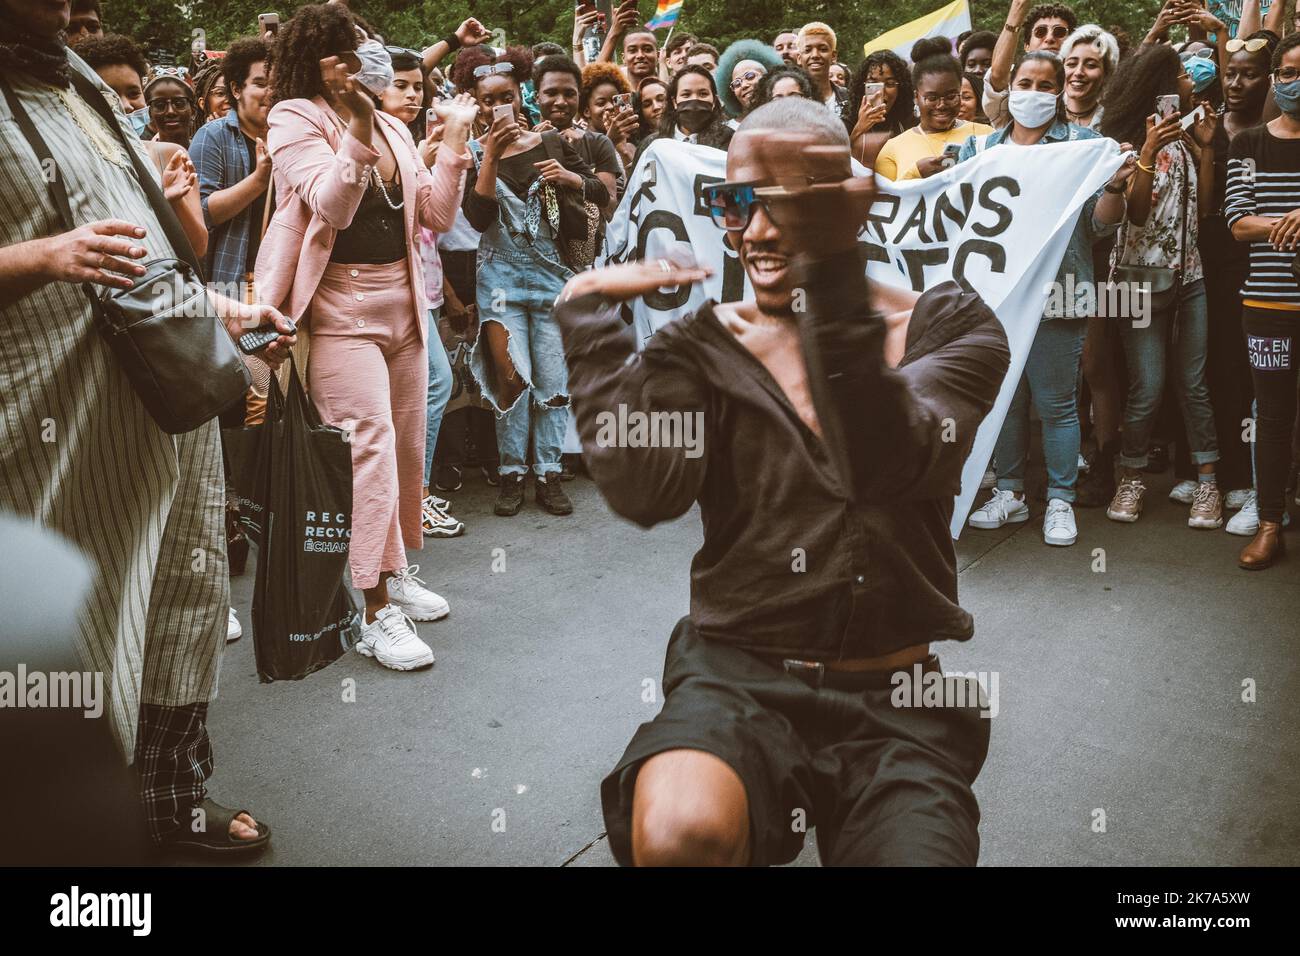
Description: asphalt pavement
xmin=205 ymin=468 xmax=1300 ymax=866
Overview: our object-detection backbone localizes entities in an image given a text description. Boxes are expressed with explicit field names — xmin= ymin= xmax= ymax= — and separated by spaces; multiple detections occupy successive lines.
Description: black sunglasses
xmin=701 ymin=177 xmax=838 ymax=231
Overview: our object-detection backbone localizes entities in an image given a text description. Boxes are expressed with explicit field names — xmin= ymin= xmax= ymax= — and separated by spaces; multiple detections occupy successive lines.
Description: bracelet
xmin=441 ymin=33 xmax=461 ymax=52
xmin=1136 ymin=159 xmax=1155 ymax=173
xmin=1004 ymin=22 xmax=1019 ymax=33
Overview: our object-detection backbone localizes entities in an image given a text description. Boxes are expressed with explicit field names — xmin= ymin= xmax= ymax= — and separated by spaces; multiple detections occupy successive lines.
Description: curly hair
xmin=580 ymin=60 xmax=631 ymax=111
xmin=959 ymin=30 xmax=997 ymax=68
xmin=848 ymin=50 xmax=914 ymax=136
xmin=222 ymin=36 xmax=268 ymax=93
xmin=714 ymin=39 xmax=784 ymax=117
xmin=74 ymin=33 xmax=147 ymax=82
xmin=753 ymin=65 xmax=815 ymax=107
xmin=451 ymin=45 xmax=534 ymax=95
xmin=1275 ymin=32 xmax=1300 ymax=71
xmin=1100 ymin=42 xmax=1180 ymax=147
xmin=1024 ymin=3 xmax=1079 ymax=47
xmin=267 ymin=3 xmax=359 ymax=106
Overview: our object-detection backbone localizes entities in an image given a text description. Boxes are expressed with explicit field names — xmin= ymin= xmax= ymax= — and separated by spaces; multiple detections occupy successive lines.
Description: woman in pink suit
xmin=256 ymin=4 xmax=476 ymax=671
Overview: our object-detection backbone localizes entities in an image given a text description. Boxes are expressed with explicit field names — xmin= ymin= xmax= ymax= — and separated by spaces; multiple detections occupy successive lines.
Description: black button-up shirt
xmin=553 ymin=248 xmax=1010 ymax=660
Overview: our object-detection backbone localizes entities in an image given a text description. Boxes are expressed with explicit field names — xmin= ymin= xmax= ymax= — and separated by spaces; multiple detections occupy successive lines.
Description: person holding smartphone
xmin=451 ymin=45 xmax=609 ymax=518
xmin=847 ymin=50 xmax=915 ymax=166
xmin=963 ymin=52 xmax=1134 ymax=548
xmin=533 ymin=56 xmax=625 ymax=218
xmin=552 ymin=96 xmax=1011 ymax=866
xmin=256 ymin=3 xmax=475 ymax=670
xmin=1100 ymin=42 xmax=1224 ymax=529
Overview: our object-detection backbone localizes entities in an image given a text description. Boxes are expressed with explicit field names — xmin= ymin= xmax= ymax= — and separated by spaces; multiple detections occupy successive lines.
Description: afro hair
xmin=714 ymin=39 xmax=784 ymax=117
xmin=451 ymin=45 xmax=534 ymax=94
xmin=580 ymin=60 xmax=631 ymax=110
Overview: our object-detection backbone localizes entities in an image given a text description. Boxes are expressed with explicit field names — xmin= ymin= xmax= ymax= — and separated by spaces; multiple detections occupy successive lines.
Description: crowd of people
xmin=2 ymin=0 xmax=1299 ymax=862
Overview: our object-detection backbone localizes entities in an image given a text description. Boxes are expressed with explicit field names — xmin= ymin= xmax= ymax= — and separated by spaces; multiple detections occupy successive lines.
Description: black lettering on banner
xmin=635 ymin=209 xmax=692 ymax=311
xmin=931 ymin=182 xmax=975 ymax=242
xmin=692 ymin=173 xmax=724 ymax=218
xmin=952 ymin=238 xmax=1007 ymax=292
xmin=865 ymin=193 xmax=901 ymax=242
xmin=972 ymin=176 xmax=1019 ymax=237
xmin=891 ymin=196 xmax=932 ymax=245
xmin=901 ymin=248 xmax=949 ymax=290
xmin=859 ymin=238 xmax=892 ymax=265
xmin=628 ymin=158 xmax=659 ymax=223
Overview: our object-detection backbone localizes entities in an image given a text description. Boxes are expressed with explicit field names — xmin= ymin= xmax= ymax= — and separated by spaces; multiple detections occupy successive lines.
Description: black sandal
xmin=163 ymin=798 xmax=271 ymax=855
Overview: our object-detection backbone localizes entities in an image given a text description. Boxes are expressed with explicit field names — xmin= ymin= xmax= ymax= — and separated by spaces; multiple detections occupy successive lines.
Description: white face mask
xmin=353 ymin=39 xmax=395 ymax=96
xmin=1008 ymin=90 xmax=1059 ymax=129
xmin=1003 ymin=89 xmax=1055 ymax=128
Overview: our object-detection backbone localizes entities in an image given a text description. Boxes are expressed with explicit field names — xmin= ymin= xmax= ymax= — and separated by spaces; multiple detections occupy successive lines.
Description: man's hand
xmin=560 ymin=258 xmax=712 ymax=304
xmin=162 ymin=149 xmax=198 ymax=202
xmin=534 ymin=158 xmax=584 ymax=191
xmin=222 ymin=301 xmax=298 ymax=370
xmin=1269 ymin=208 xmax=1300 ymax=251
xmin=610 ymin=0 xmax=639 ymax=38
xmin=573 ymin=5 xmax=600 ymax=48
xmin=455 ymin=17 xmax=492 ymax=47
xmin=41 ymin=220 xmax=149 ymax=290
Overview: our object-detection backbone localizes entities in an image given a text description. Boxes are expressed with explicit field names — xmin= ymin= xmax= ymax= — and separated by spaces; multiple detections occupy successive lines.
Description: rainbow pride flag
xmin=646 ymin=0 xmax=684 ymax=30
xmin=862 ymin=0 xmax=971 ymax=59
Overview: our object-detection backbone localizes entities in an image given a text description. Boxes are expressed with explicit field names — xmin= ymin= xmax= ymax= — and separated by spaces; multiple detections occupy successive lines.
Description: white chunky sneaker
xmin=422 ymin=494 xmax=465 ymax=538
xmin=386 ymin=565 xmax=450 ymax=622
xmin=227 ymin=607 xmax=242 ymax=642
xmin=968 ymin=488 xmax=1029 ymax=529
xmin=1225 ymin=488 xmax=1252 ymax=511
xmin=1042 ymin=498 xmax=1077 ymax=546
xmin=1168 ymin=479 xmax=1197 ymax=504
xmin=1226 ymin=491 xmax=1259 ymax=536
xmin=356 ymin=605 xmax=434 ymax=670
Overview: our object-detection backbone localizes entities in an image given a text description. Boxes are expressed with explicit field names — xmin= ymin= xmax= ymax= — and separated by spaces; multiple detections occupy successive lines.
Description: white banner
xmin=598 ymin=137 xmax=1123 ymax=537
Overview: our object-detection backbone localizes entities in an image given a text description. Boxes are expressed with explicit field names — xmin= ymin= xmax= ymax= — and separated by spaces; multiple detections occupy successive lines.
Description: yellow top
xmin=874 ymin=121 xmax=993 ymax=181
xmin=1243 ymin=299 xmax=1300 ymax=311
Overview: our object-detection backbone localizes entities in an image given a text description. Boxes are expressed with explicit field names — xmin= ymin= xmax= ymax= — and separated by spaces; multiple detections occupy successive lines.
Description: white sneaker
xmin=968 ymin=489 xmax=1029 ymax=529
xmin=1225 ymin=488 xmax=1252 ymax=511
xmin=1168 ymin=479 xmax=1197 ymax=504
xmin=1077 ymin=453 xmax=1090 ymax=474
xmin=356 ymin=605 xmax=434 ymax=670
xmin=227 ymin=607 xmax=242 ymax=642
xmin=422 ymin=494 xmax=465 ymax=538
xmin=1225 ymin=491 xmax=1257 ymax=536
xmin=1043 ymin=498 xmax=1077 ymax=546
xmin=386 ymin=564 xmax=450 ymax=622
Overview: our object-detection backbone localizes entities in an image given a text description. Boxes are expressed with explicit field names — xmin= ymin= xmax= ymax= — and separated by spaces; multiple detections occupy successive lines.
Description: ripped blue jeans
xmin=470 ymin=243 xmax=571 ymax=477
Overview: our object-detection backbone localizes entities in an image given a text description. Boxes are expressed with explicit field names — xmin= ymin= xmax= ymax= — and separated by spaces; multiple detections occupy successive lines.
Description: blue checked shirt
xmin=189 ymin=109 xmax=265 ymax=287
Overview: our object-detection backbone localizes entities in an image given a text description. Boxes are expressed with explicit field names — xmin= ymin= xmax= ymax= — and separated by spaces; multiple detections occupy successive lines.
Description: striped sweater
xmin=1224 ymin=125 xmax=1300 ymax=307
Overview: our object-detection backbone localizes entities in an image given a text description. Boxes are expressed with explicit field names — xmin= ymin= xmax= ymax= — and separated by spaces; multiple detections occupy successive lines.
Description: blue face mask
xmin=1186 ymin=57 xmax=1217 ymax=95
xmin=1274 ymin=79 xmax=1300 ymax=117
xmin=125 ymin=106 xmax=151 ymax=137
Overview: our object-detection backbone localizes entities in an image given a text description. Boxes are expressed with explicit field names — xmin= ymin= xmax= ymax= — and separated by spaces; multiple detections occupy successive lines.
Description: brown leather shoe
xmin=1239 ymin=521 xmax=1285 ymax=570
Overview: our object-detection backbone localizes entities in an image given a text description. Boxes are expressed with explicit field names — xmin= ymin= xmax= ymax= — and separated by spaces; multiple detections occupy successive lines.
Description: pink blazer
xmin=255 ymin=96 xmax=468 ymax=343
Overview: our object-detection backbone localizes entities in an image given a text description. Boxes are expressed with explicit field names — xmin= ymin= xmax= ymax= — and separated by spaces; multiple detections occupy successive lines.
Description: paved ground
xmin=204 ymin=468 xmax=1300 ymax=867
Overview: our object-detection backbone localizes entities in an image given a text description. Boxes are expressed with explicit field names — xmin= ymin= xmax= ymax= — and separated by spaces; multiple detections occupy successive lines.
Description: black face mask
xmin=676 ymin=99 xmax=714 ymax=133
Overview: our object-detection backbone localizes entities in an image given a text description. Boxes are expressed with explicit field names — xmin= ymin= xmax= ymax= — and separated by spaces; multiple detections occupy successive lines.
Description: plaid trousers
xmin=134 ymin=702 xmax=213 ymax=844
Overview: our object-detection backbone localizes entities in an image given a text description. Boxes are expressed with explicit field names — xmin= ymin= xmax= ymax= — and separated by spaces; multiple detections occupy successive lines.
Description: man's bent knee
xmin=630 ymin=749 xmax=750 ymax=866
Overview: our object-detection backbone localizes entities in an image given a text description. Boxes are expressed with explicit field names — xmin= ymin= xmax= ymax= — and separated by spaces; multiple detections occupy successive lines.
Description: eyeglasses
xmin=701 ymin=177 xmax=837 ymax=231
xmin=1278 ymin=67 xmax=1300 ymax=82
xmin=148 ymin=96 xmax=192 ymax=113
xmin=1179 ymin=49 xmax=1214 ymax=63
xmin=919 ymin=91 xmax=962 ymax=106
xmin=729 ymin=70 xmax=764 ymax=89
xmin=1226 ymin=37 xmax=1270 ymax=54
xmin=1033 ymin=24 xmax=1070 ymax=39
xmin=473 ymin=63 xmax=515 ymax=79
xmin=868 ymin=79 xmax=900 ymax=89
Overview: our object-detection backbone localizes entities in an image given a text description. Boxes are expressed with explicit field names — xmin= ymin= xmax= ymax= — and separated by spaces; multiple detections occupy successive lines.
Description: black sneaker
xmin=1075 ymin=443 xmax=1117 ymax=508
xmin=481 ymin=465 xmax=501 ymax=487
xmin=434 ymin=465 xmax=462 ymax=492
xmin=494 ymin=474 xmax=526 ymax=516
xmin=560 ymin=453 xmax=578 ymax=481
xmin=535 ymin=474 xmax=574 ymax=515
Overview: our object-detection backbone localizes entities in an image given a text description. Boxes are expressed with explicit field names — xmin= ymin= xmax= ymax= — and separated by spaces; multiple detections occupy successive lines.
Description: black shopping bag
xmin=223 ymin=356 xmax=362 ymax=681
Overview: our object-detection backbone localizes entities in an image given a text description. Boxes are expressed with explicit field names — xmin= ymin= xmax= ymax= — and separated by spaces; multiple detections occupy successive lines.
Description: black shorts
xmin=600 ymin=617 xmax=992 ymax=866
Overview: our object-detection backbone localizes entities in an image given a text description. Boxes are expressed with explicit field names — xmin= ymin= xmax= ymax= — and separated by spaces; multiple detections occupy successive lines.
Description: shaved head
xmin=738 ymin=96 xmax=850 ymax=150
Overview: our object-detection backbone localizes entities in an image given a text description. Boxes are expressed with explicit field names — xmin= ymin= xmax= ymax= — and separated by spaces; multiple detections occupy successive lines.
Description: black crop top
xmin=330 ymin=174 xmax=406 ymax=265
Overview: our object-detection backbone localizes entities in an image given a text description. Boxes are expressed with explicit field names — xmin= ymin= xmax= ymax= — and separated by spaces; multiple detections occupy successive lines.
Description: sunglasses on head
xmin=1179 ymin=48 xmax=1214 ymax=62
xmin=473 ymin=62 xmax=515 ymax=78
xmin=1033 ymin=24 xmax=1070 ymax=39
xmin=150 ymin=65 xmax=189 ymax=81
xmin=701 ymin=177 xmax=839 ymax=232
xmin=1226 ymin=37 xmax=1270 ymax=54
xmin=385 ymin=45 xmax=421 ymax=59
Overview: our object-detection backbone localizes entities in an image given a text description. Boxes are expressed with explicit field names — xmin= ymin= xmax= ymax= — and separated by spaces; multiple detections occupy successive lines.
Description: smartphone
xmin=864 ymin=81 xmax=885 ymax=101
xmin=492 ymin=103 xmax=516 ymax=125
xmin=1155 ymin=94 xmax=1180 ymax=120
xmin=258 ymin=13 xmax=279 ymax=35
xmin=1179 ymin=104 xmax=1205 ymax=130
xmin=611 ymin=92 xmax=632 ymax=111
xmin=939 ymin=143 xmax=961 ymax=169
xmin=238 ymin=319 xmax=295 ymax=356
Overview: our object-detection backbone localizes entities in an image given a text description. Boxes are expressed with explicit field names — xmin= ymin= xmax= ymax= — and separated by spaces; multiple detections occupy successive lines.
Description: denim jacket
xmin=959 ymin=120 xmax=1118 ymax=320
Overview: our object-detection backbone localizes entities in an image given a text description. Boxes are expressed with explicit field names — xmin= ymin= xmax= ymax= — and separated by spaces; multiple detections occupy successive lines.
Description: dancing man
xmin=554 ymin=97 xmax=1010 ymax=866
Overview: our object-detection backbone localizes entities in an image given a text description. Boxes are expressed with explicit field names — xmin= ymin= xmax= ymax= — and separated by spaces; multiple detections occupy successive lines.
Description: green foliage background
xmin=106 ymin=1 xmax=1168 ymax=65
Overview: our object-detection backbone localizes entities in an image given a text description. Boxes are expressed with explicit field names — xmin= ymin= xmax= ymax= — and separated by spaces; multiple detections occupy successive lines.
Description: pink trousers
xmin=308 ymin=260 xmax=427 ymax=590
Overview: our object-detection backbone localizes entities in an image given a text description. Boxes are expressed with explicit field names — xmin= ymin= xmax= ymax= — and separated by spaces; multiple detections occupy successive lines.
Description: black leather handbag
xmin=1 ymin=71 xmax=250 ymax=434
